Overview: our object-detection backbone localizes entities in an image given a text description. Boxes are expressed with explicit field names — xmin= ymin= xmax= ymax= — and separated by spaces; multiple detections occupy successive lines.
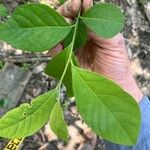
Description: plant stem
xmin=57 ymin=11 xmax=81 ymax=97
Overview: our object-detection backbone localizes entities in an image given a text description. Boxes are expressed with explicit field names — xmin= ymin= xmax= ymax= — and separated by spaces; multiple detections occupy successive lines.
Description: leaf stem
xmin=57 ymin=11 xmax=81 ymax=97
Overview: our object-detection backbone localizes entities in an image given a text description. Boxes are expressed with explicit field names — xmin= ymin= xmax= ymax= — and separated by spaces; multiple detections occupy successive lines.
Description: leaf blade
xmin=0 ymin=4 xmax=8 ymax=17
xmin=12 ymin=3 xmax=69 ymax=27
xmin=58 ymin=0 xmax=67 ymax=4
xmin=0 ymin=89 xmax=57 ymax=138
xmin=72 ymin=66 xmax=141 ymax=145
xmin=50 ymin=101 xmax=68 ymax=142
xmin=0 ymin=4 xmax=72 ymax=52
xmin=45 ymin=46 xmax=78 ymax=97
xmin=81 ymin=3 xmax=124 ymax=38
xmin=64 ymin=19 xmax=88 ymax=50
xmin=0 ymin=25 xmax=72 ymax=52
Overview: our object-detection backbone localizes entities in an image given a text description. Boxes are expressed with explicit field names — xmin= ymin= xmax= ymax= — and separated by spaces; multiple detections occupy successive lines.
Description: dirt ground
xmin=0 ymin=0 xmax=150 ymax=150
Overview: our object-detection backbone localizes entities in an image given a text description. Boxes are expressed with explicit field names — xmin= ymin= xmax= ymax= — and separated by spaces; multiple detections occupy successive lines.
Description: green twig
xmin=57 ymin=10 xmax=81 ymax=98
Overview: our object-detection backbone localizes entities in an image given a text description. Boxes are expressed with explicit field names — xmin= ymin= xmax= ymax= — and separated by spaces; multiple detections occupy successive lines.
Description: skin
xmin=55 ymin=0 xmax=143 ymax=102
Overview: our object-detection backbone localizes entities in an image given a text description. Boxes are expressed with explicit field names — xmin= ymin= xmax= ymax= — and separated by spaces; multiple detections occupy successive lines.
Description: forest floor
xmin=0 ymin=0 xmax=150 ymax=150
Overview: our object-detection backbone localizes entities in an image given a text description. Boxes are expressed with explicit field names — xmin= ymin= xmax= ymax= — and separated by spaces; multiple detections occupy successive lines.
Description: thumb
xmin=82 ymin=0 xmax=93 ymax=13
xmin=57 ymin=0 xmax=81 ymax=18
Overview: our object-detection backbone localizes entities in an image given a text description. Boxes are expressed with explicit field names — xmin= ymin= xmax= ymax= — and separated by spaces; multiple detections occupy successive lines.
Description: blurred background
xmin=0 ymin=0 xmax=150 ymax=149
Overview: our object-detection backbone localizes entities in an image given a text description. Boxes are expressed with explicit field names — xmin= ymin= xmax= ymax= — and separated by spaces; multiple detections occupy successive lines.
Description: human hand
xmin=56 ymin=0 xmax=143 ymax=102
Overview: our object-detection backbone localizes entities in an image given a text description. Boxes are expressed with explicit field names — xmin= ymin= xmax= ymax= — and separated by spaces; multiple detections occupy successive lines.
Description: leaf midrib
xmin=5 ymin=23 xmax=73 ymax=29
xmin=81 ymin=17 xmax=123 ymax=24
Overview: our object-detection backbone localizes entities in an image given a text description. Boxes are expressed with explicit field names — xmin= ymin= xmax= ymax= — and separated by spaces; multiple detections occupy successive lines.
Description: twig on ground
xmin=39 ymin=143 xmax=49 ymax=150
xmin=1 ymin=56 xmax=51 ymax=63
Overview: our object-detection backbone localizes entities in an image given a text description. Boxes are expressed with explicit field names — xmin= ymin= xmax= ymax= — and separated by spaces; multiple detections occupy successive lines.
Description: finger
xmin=48 ymin=44 xmax=63 ymax=57
xmin=89 ymin=32 xmax=126 ymax=52
xmin=82 ymin=0 xmax=93 ymax=13
xmin=57 ymin=0 xmax=81 ymax=18
xmin=76 ymin=41 xmax=94 ymax=70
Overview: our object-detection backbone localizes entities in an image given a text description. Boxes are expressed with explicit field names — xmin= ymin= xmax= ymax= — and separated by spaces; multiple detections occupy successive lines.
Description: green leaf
xmin=0 ymin=4 xmax=72 ymax=52
xmin=45 ymin=46 xmax=78 ymax=97
xmin=50 ymin=101 xmax=68 ymax=142
xmin=58 ymin=0 xmax=67 ymax=4
xmin=0 ymin=4 xmax=8 ymax=17
xmin=74 ymin=19 xmax=87 ymax=49
xmin=72 ymin=53 xmax=80 ymax=67
xmin=64 ymin=19 xmax=87 ymax=50
xmin=63 ymin=28 xmax=74 ymax=48
xmin=0 ymin=89 xmax=57 ymax=138
xmin=81 ymin=3 xmax=124 ymax=38
xmin=72 ymin=66 xmax=141 ymax=145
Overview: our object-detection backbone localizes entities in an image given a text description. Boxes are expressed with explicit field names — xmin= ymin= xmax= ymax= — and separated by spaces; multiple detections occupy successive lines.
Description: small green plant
xmin=0 ymin=2 xmax=141 ymax=145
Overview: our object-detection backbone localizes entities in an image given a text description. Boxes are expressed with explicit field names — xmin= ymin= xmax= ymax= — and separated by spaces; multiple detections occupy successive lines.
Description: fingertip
xmin=57 ymin=0 xmax=81 ymax=18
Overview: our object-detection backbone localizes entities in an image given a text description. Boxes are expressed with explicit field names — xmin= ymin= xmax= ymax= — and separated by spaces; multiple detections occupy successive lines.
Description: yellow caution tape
xmin=4 ymin=138 xmax=24 ymax=150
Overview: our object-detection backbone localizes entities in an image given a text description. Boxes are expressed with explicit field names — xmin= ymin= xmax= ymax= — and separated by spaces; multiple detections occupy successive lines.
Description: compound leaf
xmin=72 ymin=66 xmax=141 ymax=145
xmin=0 ymin=4 xmax=72 ymax=52
xmin=50 ymin=101 xmax=68 ymax=142
xmin=81 ymin=3 xmax=124 ymax=38
xmin=0 ymin=4 xmax=8 ymax=17
xmin=0 ymin=89 xmax=57 ymax=138
xmin=45 ymin=46 xmax=78 ymax=97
